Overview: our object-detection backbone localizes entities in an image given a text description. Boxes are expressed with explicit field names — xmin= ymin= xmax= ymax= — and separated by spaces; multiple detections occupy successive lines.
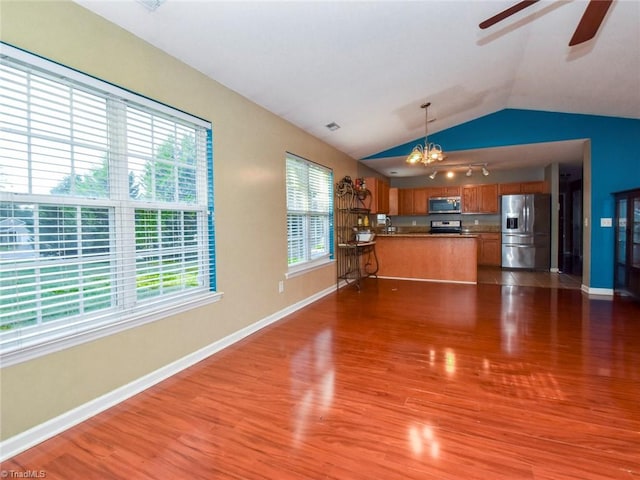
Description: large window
xmin=0 ymin=44 xmax=216 ymax=364
xmin=286 ymin=153 xmax=333 ymax=275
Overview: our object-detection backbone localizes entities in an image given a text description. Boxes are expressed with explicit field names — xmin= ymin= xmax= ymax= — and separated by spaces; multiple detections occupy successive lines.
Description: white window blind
xmin=286 ymin=154 xmax=333 ymax=270
xmin=0 ymin=44 xmax=216 ymax=364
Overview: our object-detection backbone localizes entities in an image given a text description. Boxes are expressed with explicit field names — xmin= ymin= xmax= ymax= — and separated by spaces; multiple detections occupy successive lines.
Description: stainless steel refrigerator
xmin=501 ymin=194 xmax=551 ymax=270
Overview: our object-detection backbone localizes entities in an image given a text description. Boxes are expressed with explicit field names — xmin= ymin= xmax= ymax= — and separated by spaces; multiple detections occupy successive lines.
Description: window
xmin=286 ymin=153 xmax=333 ymax=275
xmin=0 ymin=44 xmax=217 ymax=365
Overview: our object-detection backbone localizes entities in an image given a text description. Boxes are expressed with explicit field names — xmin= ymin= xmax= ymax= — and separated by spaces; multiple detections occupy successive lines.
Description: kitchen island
xmin=375 ymin=233 xmax=478 ymax=284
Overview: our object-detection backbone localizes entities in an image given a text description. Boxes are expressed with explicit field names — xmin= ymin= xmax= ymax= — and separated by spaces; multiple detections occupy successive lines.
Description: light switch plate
xmin=600 ymin=218 xmax=612 ymax=227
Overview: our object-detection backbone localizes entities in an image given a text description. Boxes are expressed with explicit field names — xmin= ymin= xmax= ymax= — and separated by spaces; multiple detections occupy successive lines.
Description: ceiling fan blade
xmin=569 ymin=0 xmax=613 ymax=46
xmin=479 ymin=0 xmax=540 ymax=29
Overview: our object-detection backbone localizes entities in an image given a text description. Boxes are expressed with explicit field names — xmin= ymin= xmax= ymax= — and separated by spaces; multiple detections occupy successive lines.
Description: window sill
xmin=1 ymin=291 xmax=224 ymax=367
xmin=286 ymin=257 xmax=334 ymax=279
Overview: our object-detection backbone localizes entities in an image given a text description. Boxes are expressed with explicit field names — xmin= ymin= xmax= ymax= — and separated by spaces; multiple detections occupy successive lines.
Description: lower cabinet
xmin=477 ymin=233 xmax=501 ymax=266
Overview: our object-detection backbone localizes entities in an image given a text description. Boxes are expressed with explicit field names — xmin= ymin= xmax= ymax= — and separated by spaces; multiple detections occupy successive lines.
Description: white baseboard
xmin=581 ymin=284 xmax=614 ymax=297
xmin=0 ymin=284 xmax=337 ymax=461
xmin=550 ymin=267 xmax=560 ymax=273
xmin=376 ymin=275 xmax=476 ymax=285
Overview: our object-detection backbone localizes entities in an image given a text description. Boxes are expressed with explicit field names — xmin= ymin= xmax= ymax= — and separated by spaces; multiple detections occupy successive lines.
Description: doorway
xmin=558 ymin=166 xmax=583 ymax=275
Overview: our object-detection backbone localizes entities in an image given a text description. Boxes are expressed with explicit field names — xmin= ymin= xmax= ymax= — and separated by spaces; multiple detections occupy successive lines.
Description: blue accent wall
xmin=364 ymin=109 xmax=640 ymax=290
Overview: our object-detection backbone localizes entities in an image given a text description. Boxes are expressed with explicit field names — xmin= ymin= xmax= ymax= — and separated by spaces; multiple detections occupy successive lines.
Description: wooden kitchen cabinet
xmin=442 ymin=185 xmax=461 ymax=196
xmin=398 ymin=188 xmax=414 ymax=215
xmin=388 ymin=188 xmax=398 ymax=216
xmin=521 ymin=181 xmax=547 ymax=193
xmin=479 ymin=184 xmax=499 ymax=212
xmin=477 ymin=233 xmax=501 ymax=266
xmin=426 ymin=187 xmax=442 ymax=198
xmin=426 ymin=186 xmax=461 ymax=198
xmin=365 ymin=177 xmax=390 ymax=214
xmin=462 ymin=185 xmax=479 ymax=213
xmin=462 ymin=184 xmax=498 ymax=214
xmin=498 ymin=182 xmax=522 ymax=195
xmin=499 ymin=181 xmax=547 ymax=195
xmin=413 ymin=188 xmax=429 ymax=215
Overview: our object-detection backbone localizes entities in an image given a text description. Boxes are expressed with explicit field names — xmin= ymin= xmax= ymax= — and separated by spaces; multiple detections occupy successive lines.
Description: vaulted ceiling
xmin=74 ymin=0 xmax=640 ymax=176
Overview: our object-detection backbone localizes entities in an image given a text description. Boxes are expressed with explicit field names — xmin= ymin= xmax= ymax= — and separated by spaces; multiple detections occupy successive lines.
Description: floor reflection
xmin=479 ymin=266 xmax=582 ymax=289
xmin=427 ymin=347 xmax=457 ymax=377
xmin=290 ymin=328 xmax=334 ymax=448
xmin=479 ymin=360 xmax=566 ymax=401
xmin=408 ymin=423 xmax=440 ymax=459
xmin=500 ymin=285 xmax=529 ymax=354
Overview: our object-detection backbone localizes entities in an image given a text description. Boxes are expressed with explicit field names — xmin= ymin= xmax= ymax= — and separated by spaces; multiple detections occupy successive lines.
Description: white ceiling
xmin=74 ymin=0 xmax=640 ymax=176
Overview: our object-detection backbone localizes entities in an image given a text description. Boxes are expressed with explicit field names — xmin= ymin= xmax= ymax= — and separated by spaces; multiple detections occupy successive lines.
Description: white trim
xmin=285 ymin=257 xmax=334 ymax=279
xmin=376 ymin=275 xmax=477 ymax=285
xmin=550 ymin=267 xmax=560 ymax=273
xmin=0 ymin=284 xmax=337 ymax=461
xmin=0 ymin=42 xmax=211 ymax=129
xmin=1 ymin=292 xmax=224 ymax=368
xmin=581 ymin=285 xmax=615 ymax=297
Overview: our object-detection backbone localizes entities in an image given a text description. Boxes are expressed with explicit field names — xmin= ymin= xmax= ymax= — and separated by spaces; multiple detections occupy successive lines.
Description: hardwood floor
xmin=478 ymin=266 xmax=582 ymax=290
xmin=4 ymin=279 xmax=640 ymax=479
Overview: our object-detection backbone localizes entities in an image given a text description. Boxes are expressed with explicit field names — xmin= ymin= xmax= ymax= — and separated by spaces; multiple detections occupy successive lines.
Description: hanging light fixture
xmin=406 ymin=102 xmax=445 ymax=166
xmin=466 ymin=166 xmax=473 ymax=177
xmin=482 ymin=164 xmax=490 ymax=176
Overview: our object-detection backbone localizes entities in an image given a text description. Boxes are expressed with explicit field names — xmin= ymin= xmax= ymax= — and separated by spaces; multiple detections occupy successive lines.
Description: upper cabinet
xmin=499 ymin=181 xmax=547 ymax=195
xmin=387 ymin=181 xmax=547 ymax=216
xmin=462 ymin=184 xmax=498 ymax=214
xmin=364 ymin=177 xmax=390 ymax=214
xmin=388 ymin=187 xmax=398 ymax=216
xmin=428 ymin=186 xmax=461 ymax=197
xmin=413 ymin=188 xmax=429 ymax=215
xmin=398 ymin=188 xmax=414 ymax=215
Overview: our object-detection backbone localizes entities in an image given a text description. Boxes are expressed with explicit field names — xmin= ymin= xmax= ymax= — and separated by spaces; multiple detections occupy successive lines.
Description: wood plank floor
xmin=478 ymin=266 xmax=583 ymax=290
xmin=4 ymin=279 xmax=640 ymax=479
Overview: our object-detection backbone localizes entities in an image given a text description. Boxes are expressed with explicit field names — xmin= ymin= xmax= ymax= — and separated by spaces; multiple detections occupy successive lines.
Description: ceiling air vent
xmin=137 ymin=0 xmax=167 ymax=11
xmin=325 ymin=122 xmax=340 ymax=131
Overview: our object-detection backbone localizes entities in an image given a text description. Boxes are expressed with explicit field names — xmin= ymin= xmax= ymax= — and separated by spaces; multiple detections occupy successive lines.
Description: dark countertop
xmin=375 ymin=225 xmax=500 ymax=235
xmin=376 ymin=233 xmax=478 ymax=238
xmin=461 ymin=225 xmax=501 ymax=234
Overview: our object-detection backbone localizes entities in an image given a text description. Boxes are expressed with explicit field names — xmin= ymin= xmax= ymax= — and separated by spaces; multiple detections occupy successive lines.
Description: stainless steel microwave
xmin=428 ymin=196 xmax=461 ymax=214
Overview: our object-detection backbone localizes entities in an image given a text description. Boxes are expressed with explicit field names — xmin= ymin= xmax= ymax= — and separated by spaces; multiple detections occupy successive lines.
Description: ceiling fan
xmin=479 ymin=0 xmax=613 ymax=46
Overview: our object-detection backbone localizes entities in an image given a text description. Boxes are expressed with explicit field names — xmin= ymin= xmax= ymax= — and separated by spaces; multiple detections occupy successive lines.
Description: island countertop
xmin=376 ymin=233 xmax=478 ymax=238
xmin=374 ymin=234 xmax=477 ymax=283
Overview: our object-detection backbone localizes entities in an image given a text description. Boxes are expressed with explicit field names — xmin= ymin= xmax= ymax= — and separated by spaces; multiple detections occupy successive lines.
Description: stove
xmin=430 ymin=220 xmax=462 ymax=234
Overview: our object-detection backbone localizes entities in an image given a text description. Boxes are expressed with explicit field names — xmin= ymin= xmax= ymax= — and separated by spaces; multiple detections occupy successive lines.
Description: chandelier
xmin=405 ymin=102 xmax=445 ymax=166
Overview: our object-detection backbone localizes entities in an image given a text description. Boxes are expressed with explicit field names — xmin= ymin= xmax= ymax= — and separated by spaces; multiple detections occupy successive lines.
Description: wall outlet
xmin=412 ymin=220 xmax=416 ymax=226
xmin=278 ymin=280 xmax=284 ymax=293
xmin=474 ymin=220 xmax=479 ymax=225
xmin=600 ymin=218 xmax=612 ymax=227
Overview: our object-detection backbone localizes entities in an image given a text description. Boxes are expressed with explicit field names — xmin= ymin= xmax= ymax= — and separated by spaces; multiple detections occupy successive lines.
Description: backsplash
xmin=378 ymin=213 xmax=500 ymax=229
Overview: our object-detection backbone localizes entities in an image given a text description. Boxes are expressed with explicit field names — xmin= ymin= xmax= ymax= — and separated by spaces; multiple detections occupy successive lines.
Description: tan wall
xmin=0 ymin=1 xmax=358 ymax=440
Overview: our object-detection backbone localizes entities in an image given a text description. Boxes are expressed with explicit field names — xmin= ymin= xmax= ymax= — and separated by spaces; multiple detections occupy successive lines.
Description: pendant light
xmin=405 ymin=103 xmax=445 ymax=166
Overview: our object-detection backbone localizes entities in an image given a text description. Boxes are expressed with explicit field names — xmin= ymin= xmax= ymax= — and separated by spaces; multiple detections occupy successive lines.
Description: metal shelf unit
xmin=335 ymin=177 xmax=378 ymax=290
